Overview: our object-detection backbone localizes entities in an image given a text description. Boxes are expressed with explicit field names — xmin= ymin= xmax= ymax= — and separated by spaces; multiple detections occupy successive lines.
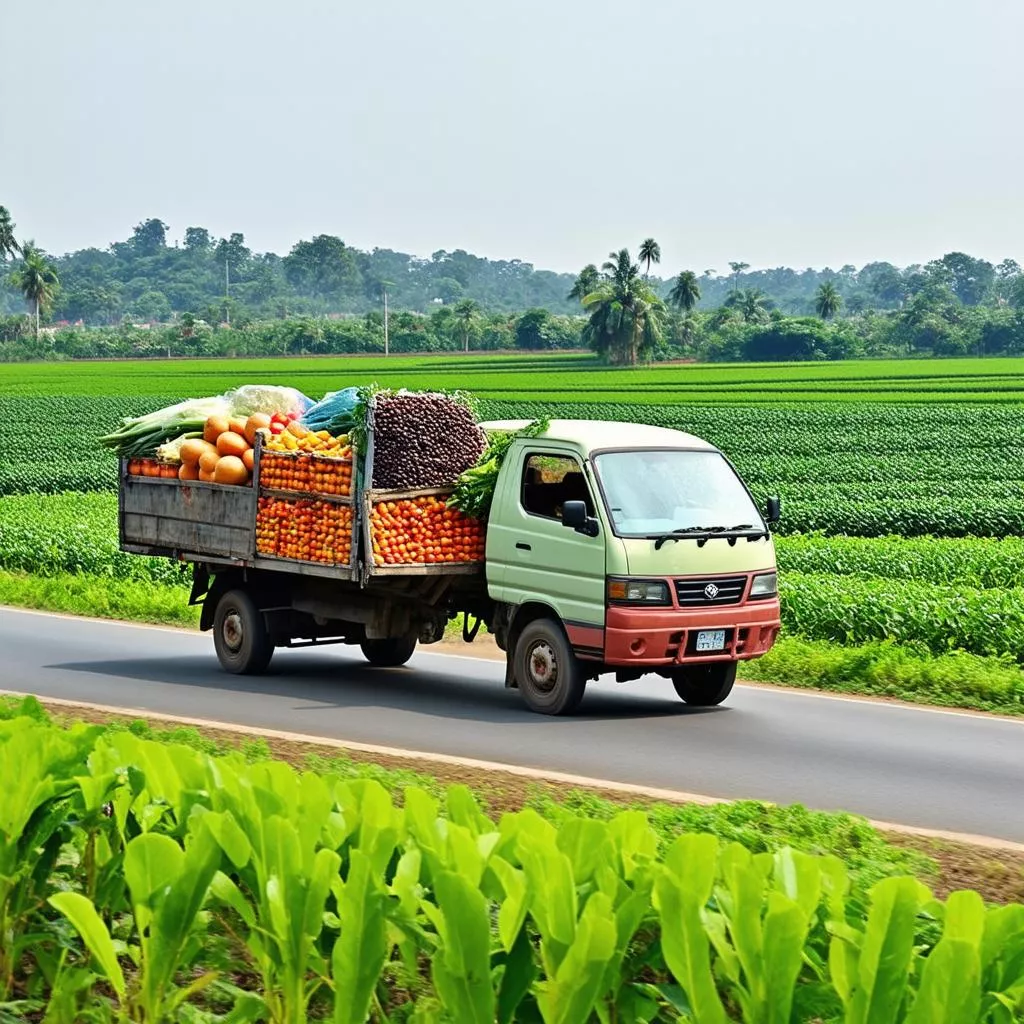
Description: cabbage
xmin=225 ymin=385 xmax=313 ymax=418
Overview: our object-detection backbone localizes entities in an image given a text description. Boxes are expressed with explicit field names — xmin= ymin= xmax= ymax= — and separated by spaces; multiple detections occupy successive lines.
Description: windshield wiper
xmin=653 ymin=524 xmax=761 ymax=550
xmin=653 ymin=526 xmax=721 ymax=550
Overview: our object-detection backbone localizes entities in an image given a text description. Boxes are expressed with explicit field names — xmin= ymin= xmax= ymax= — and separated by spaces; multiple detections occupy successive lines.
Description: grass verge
xmin=5 ymin=692 xmax=1023 ymax=905
xmin=0 ymin=568 xmax=197 ymax=626
xmin=742 ymin=635 xmax=1024 ymax=714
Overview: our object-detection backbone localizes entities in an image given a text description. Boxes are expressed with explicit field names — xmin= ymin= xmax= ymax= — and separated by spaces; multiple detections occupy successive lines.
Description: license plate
xmin=695 ymin=629 xmax=726 ymax=652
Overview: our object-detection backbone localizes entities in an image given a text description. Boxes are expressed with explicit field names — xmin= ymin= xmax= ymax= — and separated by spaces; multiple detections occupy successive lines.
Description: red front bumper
xmin=603 ymin=599 xmax=781 ymax=667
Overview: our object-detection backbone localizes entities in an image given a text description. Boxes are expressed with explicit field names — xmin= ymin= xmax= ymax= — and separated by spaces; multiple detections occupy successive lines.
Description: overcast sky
xmin=2 ymin=0 xmax=1021 ymax=276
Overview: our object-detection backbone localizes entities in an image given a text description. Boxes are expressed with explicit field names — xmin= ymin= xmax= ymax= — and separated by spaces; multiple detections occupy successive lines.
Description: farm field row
xmin=8 ymin=492 xmax=1024 ymax=589
xmin=5 ymin=352 xmax=1024 ymax=400
xmin=5 ymin=394 xmax=1022 ymax=537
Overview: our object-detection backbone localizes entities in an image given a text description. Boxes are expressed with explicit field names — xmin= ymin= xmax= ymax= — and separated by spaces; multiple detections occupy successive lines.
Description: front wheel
xmin=671 ymin=662 xmax=737 ymax=707
xmin=514 ymin=618 xmax=586 ymax=715
xmin=213 ymin=588 xmax=274 ymax=675
xmin=360 ymin=634 xmax=417 ymax=667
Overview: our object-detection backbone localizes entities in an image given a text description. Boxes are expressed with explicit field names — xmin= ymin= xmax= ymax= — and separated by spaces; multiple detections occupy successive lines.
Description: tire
xmin=360 ymin=634 xmax=417 ymax=667
xmin=671 ymin=662 xmax=737 ymax=707
xmin=213 ymin=588 xmax=274 ymax=675
xmin=514 ymin=618 xmax=586 ymax=715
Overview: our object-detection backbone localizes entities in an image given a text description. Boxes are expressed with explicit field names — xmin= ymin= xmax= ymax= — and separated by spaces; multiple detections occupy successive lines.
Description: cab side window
xmin=521 ymin=454 xmax=595 ymax=520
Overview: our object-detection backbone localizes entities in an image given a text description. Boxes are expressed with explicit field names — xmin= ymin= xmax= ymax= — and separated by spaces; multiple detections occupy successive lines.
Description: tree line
xmin=3 ymin=206 xmax=1024 ymax=363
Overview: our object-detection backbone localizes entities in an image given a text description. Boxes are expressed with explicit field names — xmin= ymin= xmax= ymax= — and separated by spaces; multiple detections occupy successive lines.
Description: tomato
xmin=270 ymin=422 xmax=285 ymax=435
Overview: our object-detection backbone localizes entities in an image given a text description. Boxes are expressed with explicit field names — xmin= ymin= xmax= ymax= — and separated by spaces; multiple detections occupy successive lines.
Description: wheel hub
xmin=222 ymin=611 xmax=243 ymax=652
xmin=528 ymin=642 xmax=558 ymax=692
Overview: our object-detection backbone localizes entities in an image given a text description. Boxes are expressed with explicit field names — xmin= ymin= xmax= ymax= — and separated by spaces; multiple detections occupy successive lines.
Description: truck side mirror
xmin=765 ymin=495 xmax=781 ymax=524
xmin=562 ymin=500 xmax=599 ymax=537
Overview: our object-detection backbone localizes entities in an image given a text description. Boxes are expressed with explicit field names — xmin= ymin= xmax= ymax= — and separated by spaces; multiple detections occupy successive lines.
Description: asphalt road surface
xmin=4 ymin=607 xmax=1023 ymax=843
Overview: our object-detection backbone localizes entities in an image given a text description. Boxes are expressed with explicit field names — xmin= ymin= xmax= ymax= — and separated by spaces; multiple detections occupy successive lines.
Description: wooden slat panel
xmin=122 ymin=513 xmax=253 ymax=559
xmin=122 ymin=478 xmax=255 ymax=526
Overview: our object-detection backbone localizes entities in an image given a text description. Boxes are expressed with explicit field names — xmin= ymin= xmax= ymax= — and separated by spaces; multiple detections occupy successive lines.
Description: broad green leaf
xmin=773 ymin=847 xmax=822 ymax=921
xmin=391 ymin=847 xmax=423 ymax=918
xmin=430 ymin=870 xmax=496 ymax=1024
xmin=404 ymin=786 xmax=444 ymax=867
xmin=333 ymin=849 xmax=387 ymax=1024
xmin=820 ymin=854 xmax=850 ymax=922
xmin=846 ymin=876 xmax=927 ymax=1024
xmin=982 ymin=904 xmax=1024 ymax=987
xmin=663 ymin=833 xmax=719 ymax=903
xmin=210 ymin=871 xmax=257 ymax=928
xmin=536 ymin=892 xmax=618 ymax=1024
xmin=497 ymin=926 xmax=537 ymax=1024
xmin=654 ymin=867 xmax=726 ymax=1023
xmin=447 ymin=821 xmax=485 ymax=887
xmin=906 ymin=938 xmax=981 ymax=1024
xmin=491 ymin=856 xmax=529 ymax=954
xmin=124 ymin=832 xmax=184 ymax=907
xmin=557 ymin=817 xmax=610 ymax=884
xmin=520 ymin=835 xmax=577 ymax=951
xmin=350 ymin=779 xmax=400 ymax=876
xmin=446 ymin=784 xmax=493 ymax=837
xmin=304 ymin=847 xmax=342 ymax=939
xmin=198 ymin=808 xmax=251 ymax=869
xmin=943 ymin=890 xmax=985 ymax=946
xmin=719 ymin=844 xmax=768 ymax=1007
xmin=607 ymin=811 xmax=657 ymax=880
xmin=762 ymin=893 xmax=807 ymax=1024
xmin=142 ymin=821 xmax=223 ymax=1014
xmin=47 ymin=892 xmax=126 ymax=1002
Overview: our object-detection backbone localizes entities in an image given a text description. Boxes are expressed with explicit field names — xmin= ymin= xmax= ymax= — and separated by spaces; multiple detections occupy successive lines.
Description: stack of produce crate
xmin=362 ymin=392 xmax=488 ymax=576
xmin=254 ymin=427 xmax=357 ymax=571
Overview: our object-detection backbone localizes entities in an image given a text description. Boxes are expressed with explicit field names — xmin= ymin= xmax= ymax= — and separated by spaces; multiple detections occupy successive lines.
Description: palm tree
xmin=568 ymin=264 xmax=600 ymax=304
xmin=0 ymin=206 xmax=19 ymax=262
xmin=668 ymin=270 xmax=701 ymax=312
xmin=452 ymin=298 xmax=480 ymax=353
xmin=638 ymin=238 xmax=661 ymax=278
xmin=582 ymin=249 xmax=665 ymax=365
xmin=728 ymin=260 xmax=750 ymax=300
xmin=725 ymin=287 xmax=771 ymax=323
xmin=815 ymin=281 xmax=842 ymax=320
xmin=10 ymin=245 xmax=60 ymax=339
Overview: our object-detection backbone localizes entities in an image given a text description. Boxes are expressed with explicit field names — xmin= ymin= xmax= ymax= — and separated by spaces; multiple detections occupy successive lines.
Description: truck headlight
xmin=749 ymin=572 xmax=778 ymax=599
xmin=607 ymin=579 xmax=671 ymax=605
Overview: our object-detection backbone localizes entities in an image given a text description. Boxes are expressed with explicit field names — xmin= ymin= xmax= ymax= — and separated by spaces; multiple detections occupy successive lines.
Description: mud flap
xmin=188 ymin=564 xmax=210 ymax=606
xmin=504 ymin=653 xmax=518 ymax=689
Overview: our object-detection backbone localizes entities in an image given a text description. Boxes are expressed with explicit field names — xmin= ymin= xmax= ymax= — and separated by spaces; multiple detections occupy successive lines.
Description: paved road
xmin=4 ymin=607 xmax=1023 ymax=842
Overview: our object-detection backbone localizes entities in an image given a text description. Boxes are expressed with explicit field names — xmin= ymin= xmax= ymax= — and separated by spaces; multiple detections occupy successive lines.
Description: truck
xmin=118 ymin=416 xmax=781 ymax=715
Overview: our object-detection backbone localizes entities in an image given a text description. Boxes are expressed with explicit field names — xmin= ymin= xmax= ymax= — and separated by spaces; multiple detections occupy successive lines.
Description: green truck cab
xmin=479 ymin=420 xmax=781 ymax=713
xmin=118 ymin=417 xmax=780 ymax=716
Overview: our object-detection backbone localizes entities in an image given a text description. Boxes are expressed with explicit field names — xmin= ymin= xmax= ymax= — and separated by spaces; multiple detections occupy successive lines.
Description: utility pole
xmin=225 ymin=258 xmax=231 ymax=328
xmin=383 ymin=285 xmax=389 ymax=357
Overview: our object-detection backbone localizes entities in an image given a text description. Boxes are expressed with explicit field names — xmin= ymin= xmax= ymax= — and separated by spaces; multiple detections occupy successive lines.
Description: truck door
xmin=495 ymin=449 xmax=606 ymax=658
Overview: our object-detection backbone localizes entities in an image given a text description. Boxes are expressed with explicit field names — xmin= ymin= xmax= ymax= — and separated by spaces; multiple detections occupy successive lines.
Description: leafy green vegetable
xmin=449 ymin=417 xmax=550 ymax=519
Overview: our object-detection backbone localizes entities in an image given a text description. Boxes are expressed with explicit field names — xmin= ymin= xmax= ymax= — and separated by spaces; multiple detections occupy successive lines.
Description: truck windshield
xmin=592 ymin=449 xmax=763 ymax=537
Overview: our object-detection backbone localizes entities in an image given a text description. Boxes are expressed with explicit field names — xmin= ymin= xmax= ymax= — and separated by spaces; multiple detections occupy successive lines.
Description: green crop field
xmin=3 ymin=701 xmax=1011 ymax=1022
xmin=5 ymin=351 xmax=1024 ymax=401
xmin=2 ymin=352 xmax=1024 ymax=713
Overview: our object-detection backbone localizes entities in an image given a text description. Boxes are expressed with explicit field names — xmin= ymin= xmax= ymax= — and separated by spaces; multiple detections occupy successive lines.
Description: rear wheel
xmin=213 ymin=589 xmax=274 ymax=675
xmin=360 ymin=634 xmax=417 ymax=667
xmin=671 ymin=662 xmax=736 ymax=706
xmin=514 ymin=618 xmax=586 ymax=715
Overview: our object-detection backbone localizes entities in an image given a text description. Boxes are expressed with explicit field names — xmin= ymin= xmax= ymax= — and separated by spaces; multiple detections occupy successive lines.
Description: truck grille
xmin=674 ymin=576 xmax=746 ymax=606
